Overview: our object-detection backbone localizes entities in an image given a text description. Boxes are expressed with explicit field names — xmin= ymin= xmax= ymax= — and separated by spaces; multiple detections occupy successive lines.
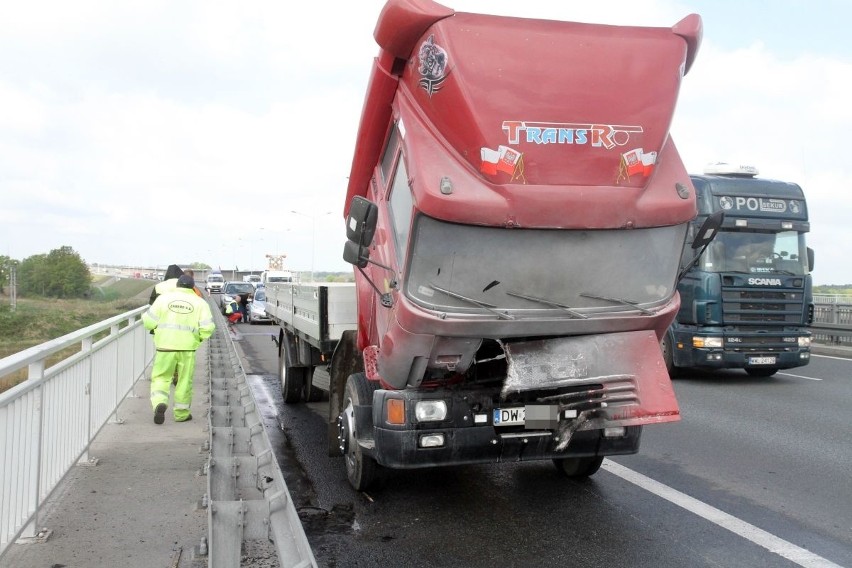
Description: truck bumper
xmin=676 ymin=347 xmax=811 ymax=370
xmin=364 ymin=387 xmax=646 ymax=469
xmin=372 ymin=423 xmax=640 ymax=469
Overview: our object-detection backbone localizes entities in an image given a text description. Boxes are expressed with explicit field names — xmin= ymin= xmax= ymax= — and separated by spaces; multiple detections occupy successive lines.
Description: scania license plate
xmin=749 ymin=356 xmax=776 ymax=365
xmin=493 ymin=407 xmax=524 ymax=426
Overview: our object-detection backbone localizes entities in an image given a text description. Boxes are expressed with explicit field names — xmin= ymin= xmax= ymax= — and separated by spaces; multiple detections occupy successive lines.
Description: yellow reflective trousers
xmin=150 ymin=351 xmax=196 ymax=422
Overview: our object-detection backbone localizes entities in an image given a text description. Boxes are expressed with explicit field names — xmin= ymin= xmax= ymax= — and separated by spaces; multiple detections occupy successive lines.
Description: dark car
xmin=217 ymin=281 xmax=256 ymax=314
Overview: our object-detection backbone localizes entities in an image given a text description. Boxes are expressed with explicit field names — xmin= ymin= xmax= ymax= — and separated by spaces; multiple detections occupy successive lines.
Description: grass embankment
xmin=0 ymin=278 xmax=154 ymax=393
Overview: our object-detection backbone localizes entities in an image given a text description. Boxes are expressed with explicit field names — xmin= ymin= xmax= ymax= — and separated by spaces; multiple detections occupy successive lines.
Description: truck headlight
xmin=415 ymin=400 xmax=447 ymax=422
xmin=798 ymin=337 xmax=811 ymax=347
xmin=693 ymin=336 xmax=723 ymax=348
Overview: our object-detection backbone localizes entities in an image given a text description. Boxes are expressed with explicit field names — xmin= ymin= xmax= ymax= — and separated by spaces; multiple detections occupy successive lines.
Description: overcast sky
xmin=1 ymin=0 xmax=850 ymax=284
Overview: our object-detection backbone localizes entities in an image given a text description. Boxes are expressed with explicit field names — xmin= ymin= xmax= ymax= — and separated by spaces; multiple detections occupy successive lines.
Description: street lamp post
xmin=238 ymin=237 xmax=255 ymax=275
xmin=291 ymin=210 xmax=332 ymax=282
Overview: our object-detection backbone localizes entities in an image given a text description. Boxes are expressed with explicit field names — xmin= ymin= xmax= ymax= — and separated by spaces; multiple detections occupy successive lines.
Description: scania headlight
xmin=693 ymin=336 xmax=723 ymax=348
xmin=798 ymin=336 xmax=811 ymax=347
xmin=415 ymin=400 xmax=448 ymax=422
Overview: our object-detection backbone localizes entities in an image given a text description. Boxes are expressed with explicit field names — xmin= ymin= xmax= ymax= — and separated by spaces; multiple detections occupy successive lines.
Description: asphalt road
xmin=232 ymin=323 xmax=852 ymax=568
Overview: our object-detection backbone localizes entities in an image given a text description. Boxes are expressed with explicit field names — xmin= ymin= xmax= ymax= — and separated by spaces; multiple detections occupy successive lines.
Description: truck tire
xmin=338 ymin=373 xmax=380 ymax=491
xmin=303 ymin=367 xmax=324 ymax=402
xmin=660 ymin=333 xmax=680 ymax=378
xmin=280 ymin=346 xmax=305 ymax=404
xmin=553 ymin=456 xmax=604 ymax=478
xmin=746 ymin=368 xmax=778 ymax=377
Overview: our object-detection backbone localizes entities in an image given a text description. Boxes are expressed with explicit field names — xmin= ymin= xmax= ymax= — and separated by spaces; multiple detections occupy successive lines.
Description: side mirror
xmin=692 ymin=211 xmax=725 ymax=250
xmin=343 ymin=240 xmax=370 ymax=268
xmin=346 ymin=196 xmax=378 ymax=246
xmin=807 ymin=247 xmax=815 ymax=271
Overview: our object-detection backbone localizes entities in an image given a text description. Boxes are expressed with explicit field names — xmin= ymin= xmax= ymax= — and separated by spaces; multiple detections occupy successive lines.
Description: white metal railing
xmin=0 ymin=306 xmax=154 ymax=558
xmin=813 ymin=294 xmax=852 ymax=305
xmin=813 ymin=295 xmax=852 ymax=330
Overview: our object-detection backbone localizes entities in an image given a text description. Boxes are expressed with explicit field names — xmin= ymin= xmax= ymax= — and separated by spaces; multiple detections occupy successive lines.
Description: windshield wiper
xmin=429 ymin=283 xmax=514 ymax=320
xmin=579 ymin=292 xmax=655 ymax=315
xmin=505 ymin=290 xmax=588 ymax=319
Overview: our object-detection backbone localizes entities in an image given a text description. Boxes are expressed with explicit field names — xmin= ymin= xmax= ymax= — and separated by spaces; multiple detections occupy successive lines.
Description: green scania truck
xmin=663 ymin=163 xmax=814 ymax=377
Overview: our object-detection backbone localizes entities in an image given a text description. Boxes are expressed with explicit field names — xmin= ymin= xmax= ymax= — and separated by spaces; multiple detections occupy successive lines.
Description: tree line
xmin=0 ymin=246 xmax=91 ymax=298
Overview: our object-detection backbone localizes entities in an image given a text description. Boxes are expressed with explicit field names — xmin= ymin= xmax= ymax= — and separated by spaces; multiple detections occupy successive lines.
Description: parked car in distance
xmin=247 ymin=288 xmax=272 ymax=324
xmin=206 ymin=273 xmax=225 ymax=294
xmin=218 ymin=281 xmax=256 ymax=314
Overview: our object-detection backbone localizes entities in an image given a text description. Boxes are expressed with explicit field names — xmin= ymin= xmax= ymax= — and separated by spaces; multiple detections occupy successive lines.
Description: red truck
xmin=266 ymin=0 xmax=710 ymax=490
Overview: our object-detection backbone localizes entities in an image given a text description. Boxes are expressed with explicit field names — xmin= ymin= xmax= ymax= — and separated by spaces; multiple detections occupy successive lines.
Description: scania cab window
xmin=704 ymin=230 xmax=808 ymax=275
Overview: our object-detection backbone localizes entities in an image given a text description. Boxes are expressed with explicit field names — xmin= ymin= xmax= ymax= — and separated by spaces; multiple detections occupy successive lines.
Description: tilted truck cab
xmin=268 ymin=0 xmax=706 ymax=490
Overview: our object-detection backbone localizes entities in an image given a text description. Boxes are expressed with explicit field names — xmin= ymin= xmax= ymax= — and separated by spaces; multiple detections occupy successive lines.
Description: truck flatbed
xmin=264 ymin=282 xmax=357 ymax=353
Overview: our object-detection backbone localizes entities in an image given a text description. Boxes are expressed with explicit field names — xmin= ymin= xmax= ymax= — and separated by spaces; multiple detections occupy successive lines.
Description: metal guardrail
xmin=812 ymin=296 xmax=852 ymax=347
xmin=809 ymin=323 xmax=852 ymax=346
xmin=0 ymin=306 xmax=154 ymax=558
xmin=203 ymin=308 xmax=316 ymax=567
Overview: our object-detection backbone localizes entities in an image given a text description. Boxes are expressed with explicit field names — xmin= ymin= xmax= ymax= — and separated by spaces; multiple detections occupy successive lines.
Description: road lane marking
xmin=811 ymin=354 xmax=852 ymax=362
xmin=602 ymin=460 xmax=843 ymax=568
xmin=776 ymin=372 xmax=822 ymax=381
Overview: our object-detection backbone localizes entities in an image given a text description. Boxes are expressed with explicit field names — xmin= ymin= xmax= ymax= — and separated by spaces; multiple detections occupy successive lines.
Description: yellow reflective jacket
xmin=142 ymin=288 xmax=215 ymax=351
xmin=151 ymin=277 xmax=203 ymax=303
xmin=155 ymin=278 xmax=178 ymax=296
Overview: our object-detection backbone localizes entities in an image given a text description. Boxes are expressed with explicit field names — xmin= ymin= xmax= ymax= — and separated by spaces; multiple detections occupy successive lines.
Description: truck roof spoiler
xmin=672 ymin=13 xmax=702 ymax=75
xmin=375 ymin=1 xmax=702 ymax=75
xmin=374 ymin=0 xmax=454 ymax=59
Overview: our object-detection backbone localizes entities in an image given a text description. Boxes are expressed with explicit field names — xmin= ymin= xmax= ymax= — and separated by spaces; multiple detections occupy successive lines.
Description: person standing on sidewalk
xmin=150 ymin=265 xmax=203 ymax=304
xmin=149 ymin=264 xmax=184 ymax=305
xmin=143 ymin=274 xmax=215 ymax=424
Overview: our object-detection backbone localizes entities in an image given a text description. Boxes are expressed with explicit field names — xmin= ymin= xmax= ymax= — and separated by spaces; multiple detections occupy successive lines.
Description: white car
xmin=205 ymin=273 xmax=225 ymax=293
xmin=247 ymin=288 xmax=272 ymax=324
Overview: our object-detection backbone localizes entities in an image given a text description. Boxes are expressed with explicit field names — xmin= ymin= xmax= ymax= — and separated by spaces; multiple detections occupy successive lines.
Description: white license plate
xmin=493 ymin=407 xmax=525 ymax=426
xmin=749 ymin=356 xmax=776 ymax=365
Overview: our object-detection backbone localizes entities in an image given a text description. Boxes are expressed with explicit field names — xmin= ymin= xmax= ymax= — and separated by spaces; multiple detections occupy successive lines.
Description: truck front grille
xmin=721 ymin=287 xmax=805 ymax=325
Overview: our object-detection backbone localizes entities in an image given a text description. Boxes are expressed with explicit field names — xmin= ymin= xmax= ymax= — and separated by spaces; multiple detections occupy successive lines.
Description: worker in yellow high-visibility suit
xmin=150 ymin=265 xmax=203 ymax=304
xmin=142 ymin=274 xmax=215 ymax=424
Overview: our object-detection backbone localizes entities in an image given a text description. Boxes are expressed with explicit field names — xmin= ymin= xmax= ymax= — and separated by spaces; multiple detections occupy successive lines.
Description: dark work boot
xmin=154 ymin=403 xmax=167 ymax=425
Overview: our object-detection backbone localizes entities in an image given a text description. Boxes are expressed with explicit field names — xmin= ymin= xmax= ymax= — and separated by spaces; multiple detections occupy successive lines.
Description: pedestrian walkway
xmin=0 ymin=349 xmax=212 ymax=568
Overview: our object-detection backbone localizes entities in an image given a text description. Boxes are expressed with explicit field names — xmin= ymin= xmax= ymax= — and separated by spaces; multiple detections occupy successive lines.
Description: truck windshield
xmin=699 ymin=230 xmax=809 ymax=275
xmin=404 ymin=215 xmax=687 ymax=316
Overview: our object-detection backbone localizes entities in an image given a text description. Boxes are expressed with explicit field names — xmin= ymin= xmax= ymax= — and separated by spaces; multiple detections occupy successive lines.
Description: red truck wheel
xmin=338 ymin=373 xmax=381 ymax=491
xmin=280 ymin=346 xmax=305 ymax=404
xmin=553 ymin=456 xmax=603 ymax=478
xmin=303 ymin=367 xmax=324 ymax=402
